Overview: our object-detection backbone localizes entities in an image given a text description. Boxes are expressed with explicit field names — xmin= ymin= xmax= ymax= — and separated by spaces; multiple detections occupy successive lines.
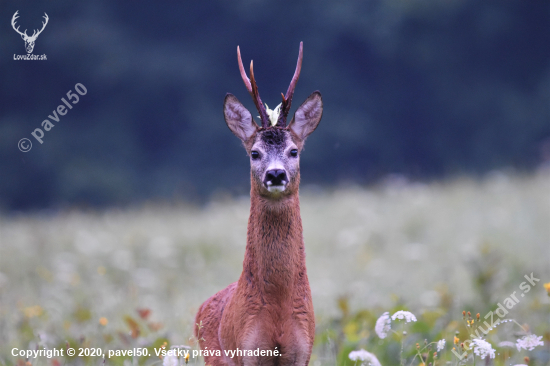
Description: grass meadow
xmin=1 ymin=170 xmax=549 ymax=366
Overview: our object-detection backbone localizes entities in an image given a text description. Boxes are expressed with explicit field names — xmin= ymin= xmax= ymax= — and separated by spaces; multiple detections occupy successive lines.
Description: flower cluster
xmin=390 ymin=310 xmax=417 ymax=323
xmin=471 ymin=338 xmax=496 ymax=359
xmin=374 ymin=310 xmax=417 ymax=339
xmin=436 ymin=339 xmax=446 ymax=352
xmin=348 ymin=349 xmax=382 ymax=366
xmin=374 ymin=312 xmax=391 ymax=339
xmin=516 ymin=334 xmax=544 ymax=351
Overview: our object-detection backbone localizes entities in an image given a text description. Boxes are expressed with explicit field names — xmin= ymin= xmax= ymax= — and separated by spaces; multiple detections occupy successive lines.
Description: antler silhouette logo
xmin=11 ymin=11 xmax=49 ymax=54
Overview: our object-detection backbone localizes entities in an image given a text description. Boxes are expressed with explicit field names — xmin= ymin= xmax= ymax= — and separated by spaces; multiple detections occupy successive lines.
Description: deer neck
xmin=241 ymin=188 xmax=306 ymax=299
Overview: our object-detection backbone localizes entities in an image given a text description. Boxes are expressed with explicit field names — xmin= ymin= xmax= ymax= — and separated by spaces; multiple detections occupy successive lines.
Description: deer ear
xmin=224 ymin=93 xmax=258 ymax=143
xmin=288 ymin=91 xmax=323 ymax=141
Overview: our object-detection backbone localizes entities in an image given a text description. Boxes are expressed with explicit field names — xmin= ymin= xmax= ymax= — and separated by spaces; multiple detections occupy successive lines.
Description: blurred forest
xmin=1 ymin=0 xmax=549 ymax=210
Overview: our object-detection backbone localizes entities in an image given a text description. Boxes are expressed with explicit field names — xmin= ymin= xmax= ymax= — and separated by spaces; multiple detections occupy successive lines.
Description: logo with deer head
xmin=11 ymin=11 xmax=49 ymax=54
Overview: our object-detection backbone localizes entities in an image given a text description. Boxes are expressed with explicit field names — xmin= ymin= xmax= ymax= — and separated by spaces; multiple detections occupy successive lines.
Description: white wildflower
xmin=375 ymin=312 xmax=391 ymax=339
xmin=163 ymin=354 xmax=179 ymax=366
xmin=348 ymin=349 xmax=382 ymax=366
xmin=497 ymin=341 xmax=516 ymax=348
xmin=436 ymin=339 xmax=446 ymax=351
xmin=516 ymin=334 xmax=544 ymax=351
xmin=472 ymin=338 xmax=496 ymax=359
xmin=265 ymin=103 xmax=282 ymax=126
xmin=391 ymin=310 xmax=417 ymax=323
xmin=513 ymin=364 xmax=528 ymax=366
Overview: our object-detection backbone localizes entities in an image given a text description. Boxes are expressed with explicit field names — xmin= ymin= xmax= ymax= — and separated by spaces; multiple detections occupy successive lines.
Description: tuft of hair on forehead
xmin=260 ymin=127 xmax=288 ymax=146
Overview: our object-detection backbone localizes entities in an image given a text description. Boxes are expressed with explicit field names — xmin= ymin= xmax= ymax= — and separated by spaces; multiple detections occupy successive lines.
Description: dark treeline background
xmin=1 ymin=1 xmax=549 ymax=210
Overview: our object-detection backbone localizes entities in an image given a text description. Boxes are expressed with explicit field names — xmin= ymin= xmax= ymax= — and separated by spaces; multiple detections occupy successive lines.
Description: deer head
xmin=224 ymin=42 xmax=323 ymax=199
xmin=12 ymin=11 xmax=49 ymax=54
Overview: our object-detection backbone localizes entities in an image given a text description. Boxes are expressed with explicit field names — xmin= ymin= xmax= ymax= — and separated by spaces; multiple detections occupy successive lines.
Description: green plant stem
xmin=400 ymin=325 xmax=405 ymax=366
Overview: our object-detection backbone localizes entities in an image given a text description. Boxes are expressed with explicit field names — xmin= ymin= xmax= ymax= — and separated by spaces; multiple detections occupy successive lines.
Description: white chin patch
xmin=267 ymin=185 xmax=286 ymax=193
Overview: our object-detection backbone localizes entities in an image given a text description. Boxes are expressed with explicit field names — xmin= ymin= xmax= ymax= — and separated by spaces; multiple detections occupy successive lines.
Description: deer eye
xmin=251 ymin=151 xmax=260 ymax=160
xmin=290 ymin=149 xmax=298 ymax=157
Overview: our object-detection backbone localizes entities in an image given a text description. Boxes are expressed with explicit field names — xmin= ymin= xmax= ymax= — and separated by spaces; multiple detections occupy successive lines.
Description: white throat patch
xmin=266 ymin=183 xmax=286 ymax=193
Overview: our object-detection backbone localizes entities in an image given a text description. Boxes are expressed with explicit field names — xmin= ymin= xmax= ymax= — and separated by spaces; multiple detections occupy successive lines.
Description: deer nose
xmin=264 ymin=169 xmax=287 ymax=186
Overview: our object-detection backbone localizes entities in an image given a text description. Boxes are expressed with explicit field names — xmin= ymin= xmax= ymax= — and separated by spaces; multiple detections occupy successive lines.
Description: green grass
xmin=1 ymin=171 xmax=549 ymax=365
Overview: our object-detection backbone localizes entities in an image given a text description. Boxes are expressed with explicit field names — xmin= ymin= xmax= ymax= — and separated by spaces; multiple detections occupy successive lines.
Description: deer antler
xmin=11 ymin=11 xmax=49 ymax=40
xmin=237 ymin=46 xmax=270 ymax=128
xmin=30 ymin=13 xmax=49 ymax=39
xmin=237 ymin=43 xmax=304 ymax=128
xmin=276 ymin=42 xmax=303 ymax=128
xmin=11 ymin=11 xmax=28 ymax=38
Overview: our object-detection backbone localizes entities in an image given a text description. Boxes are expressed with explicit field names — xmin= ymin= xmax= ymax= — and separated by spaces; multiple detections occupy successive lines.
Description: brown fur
xmin=194 ymin=172 xmax=314 ymax=366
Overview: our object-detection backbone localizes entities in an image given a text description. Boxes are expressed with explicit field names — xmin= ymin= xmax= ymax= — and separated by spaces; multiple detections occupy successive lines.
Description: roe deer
xmin=194 ymin=42 xmax=323 ymax=366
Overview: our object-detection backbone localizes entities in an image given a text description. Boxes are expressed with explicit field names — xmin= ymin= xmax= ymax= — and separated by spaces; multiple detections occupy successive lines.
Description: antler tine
xmin=276 ymin=42 xmax=303 ymax=127
xmin=33 ymin=13 xmax=49 ymax=38
xmin=237 ymin=46 xmax=252 ymax=93
xmin=285 ymin=41 xmax=303 ymax=103
xmin=237 ymin=46 xmax=269 ymax=128
xmin=11 ymin=11 xmax=19 ymax=25
xmin=249 ymin=60 xmax=270 ymax=128
xmin=11 ymin=11 xmax=27 ymax=37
